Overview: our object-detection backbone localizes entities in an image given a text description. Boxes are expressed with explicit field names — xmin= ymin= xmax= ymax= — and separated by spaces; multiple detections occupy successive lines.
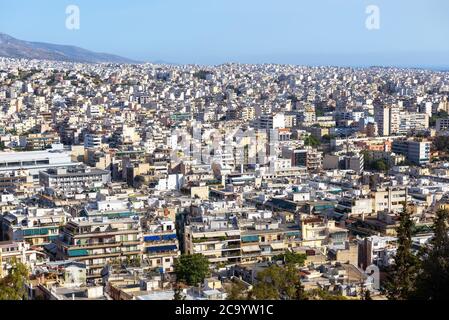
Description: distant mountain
xmin=0 ymin=32 xmax=140 ymax=64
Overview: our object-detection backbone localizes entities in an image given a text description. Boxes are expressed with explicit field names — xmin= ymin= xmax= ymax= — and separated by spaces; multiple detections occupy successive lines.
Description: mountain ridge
xmin=0 ymin=32 xmax=140 ymax=64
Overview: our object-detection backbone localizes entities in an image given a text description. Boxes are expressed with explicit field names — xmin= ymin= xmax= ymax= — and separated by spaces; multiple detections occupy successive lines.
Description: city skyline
xmin=1 ymin=0 xmax=449 ymax=68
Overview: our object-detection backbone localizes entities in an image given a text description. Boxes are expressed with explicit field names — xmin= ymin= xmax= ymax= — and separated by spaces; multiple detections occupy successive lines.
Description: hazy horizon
xmin=1 ymin=0 xmax=448 ymax=68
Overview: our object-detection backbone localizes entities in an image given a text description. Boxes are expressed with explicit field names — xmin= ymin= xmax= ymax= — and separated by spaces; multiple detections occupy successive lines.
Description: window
xmin=7 ymin=162 xmax=20 ymax=167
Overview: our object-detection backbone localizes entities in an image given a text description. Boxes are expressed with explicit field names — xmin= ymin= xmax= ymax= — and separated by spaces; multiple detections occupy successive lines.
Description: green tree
xmin=385 ymin=204 xmax=419 ymax=300
xmin=433 ymin=135 xmax=449 ymax=153
xmin=412 ymin=209 xmax=449 ymax=300
xmin=272 ymin=251 xmax=307 ymax=266
xmin=430 ymin=111 xmax=448 ymax=127
xmin=174 ymin=254 xmax=210 ymax=286
xmin=226 ymin=280 xmax=248 ymax=300
xmin=133 ymin=175 xmax=146 ymax=188
xmin=0 ymin=258 xmax=29 ymax=300
xmin=304 ymin=135 xmax=320 ymax=147
xmin=373 ymin=159 xmax=388 ymax=172
xmin=250 ymin=264 xmax=304 ymax=300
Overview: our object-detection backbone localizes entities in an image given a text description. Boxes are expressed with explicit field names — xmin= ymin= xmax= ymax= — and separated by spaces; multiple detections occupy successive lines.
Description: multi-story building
xmin=289 ymin=147 xmax=322 ymax=171
xmin=252 ymin=113 xmax=285 ymax=130
xmin=436 ymin=118 xmax=449 ymax=132
xmin=371 ymin=187 xmax=407 ymax=213
xmin=56 ymin=217 xmax=142 ymax=279
xmin=1 ymin=207 xmax=71 ymax=247
xmin=39 ymin=165 xmax=111 ymax=195
xmin=82 ymin=199 xmax=138 ymax=220
xmin=357 ymin=235 xmax=397 ymax=269
xmin=374 ymin=105 xmax=391 ymax=136
xmin=141 ymin=218 xmax=180 ymax=273
xmin=392 ymin=139 xmax=431 ymax=165
xmin=300 ymin=217 xmax=348 ymax=252
xmin=84 ymin=134 xmax=103 ymax=149
xmin=239 ymin=212 xmax=301 ymax=264
xmin=184 ymin=217 xmax=241 ymax=266
xmin=397 ymin=112 xmax=429 ymax=134
xmin=0 ymin=146 xmax=79 ymax=181
xmin=334 ymin=196 xmax=374 ymax=218
xmin=19 ymin=132 xmax=61 ymax=151
xmin=0 ymin=169 xmax=34 ymax=195
xmin=0 ymin=241 xmax=39 ymax=278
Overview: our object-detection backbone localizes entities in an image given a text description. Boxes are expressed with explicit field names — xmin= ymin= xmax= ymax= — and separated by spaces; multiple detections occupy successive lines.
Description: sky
xmin=0 ymin=0 xmax=449 ymax=67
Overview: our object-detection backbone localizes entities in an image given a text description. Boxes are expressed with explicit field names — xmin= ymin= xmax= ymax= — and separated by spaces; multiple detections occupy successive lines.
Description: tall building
xmin=374 ymin=105 xmax=391 ymax=136
xmin=392 ymin=140 xmax=431 ymax=165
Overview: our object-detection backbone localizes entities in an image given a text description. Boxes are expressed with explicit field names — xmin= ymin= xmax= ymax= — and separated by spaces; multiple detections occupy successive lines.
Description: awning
xmin=270 ymin=243 xmax=286 ymax=250
xmin=241 ymin=245 xmax=261 ymax=253
xmin=146 ymin=245 xmax=178 ymax=253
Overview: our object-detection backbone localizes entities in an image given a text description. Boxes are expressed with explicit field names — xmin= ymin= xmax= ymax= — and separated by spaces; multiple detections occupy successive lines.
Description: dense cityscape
xmin=1 ymin=56 xmax=449 ymax=301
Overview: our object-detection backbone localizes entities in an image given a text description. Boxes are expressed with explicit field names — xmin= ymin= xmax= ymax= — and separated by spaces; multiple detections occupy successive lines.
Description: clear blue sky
xmin=1 ymin=0 xmax=448 ymax=67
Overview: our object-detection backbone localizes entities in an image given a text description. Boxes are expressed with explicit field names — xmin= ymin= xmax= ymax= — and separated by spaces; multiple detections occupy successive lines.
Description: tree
xmin=272 ymin=251 xmax=307 ymax=266
xmin=226 ymin=280 xmax=248 ymax=300
xmin=304 ymin=135 xmax=320 ymax=148
xmin=0 ymin=258 xmax=29 ymax=300
xmin=174 ymin=254 xmax=210 ymax=286
xmin=133 ymin=175 xmax=145 ymax=189
xmin=385 ymin=204 xmax=419 ymax=300
xmin=250 ymin=264 xmax=304 ymax=300
xmin=433 ymin=135 xmax=449 ymax=153
xmin=412 ymin=209 xmax=449 ymax=300
xmin=373 ymin=159 xmax=388 ymax=172
xmin=430 ymin=111 xmax=448 ymax=127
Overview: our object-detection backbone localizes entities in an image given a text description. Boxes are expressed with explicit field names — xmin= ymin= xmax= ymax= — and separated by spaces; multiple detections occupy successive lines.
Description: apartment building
xmin=289 ymin=147 xmax=322 ymax=171
xmin=239 ymin=212 xmax=301 ymax=264
xmin=141 ymin=218 xmax=180 ymax=273
xmin=392 ymin=139 xmax=431 ymax=165
xmin=300 ymin=217 xmax=348 ymax=252
xmin=184 ymin=217 xmax=241 ymax=266
xmin=371 ymin=187 xmax=407 ymax=213
xmin=84 ymin=134 xmax=103 ymax=149
xmin=0 ymin=241 xmax=39 ymax=278
xmin=39 ymin=165 xmax=111 ymax=195
xmin=436 ymin=118 xmax=449 ymax=132
xmin=334 ymin=196 xmax=374 ymax=218
xmin=56 ymin=217 xmax=142 ymax=279
xmin=19 ymin=132 xmax=61 ymax=151
xmin=1 ymin=207 xmax=71 ymax=247
xmin=0 ymin=169 xmax=34 ymax=195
